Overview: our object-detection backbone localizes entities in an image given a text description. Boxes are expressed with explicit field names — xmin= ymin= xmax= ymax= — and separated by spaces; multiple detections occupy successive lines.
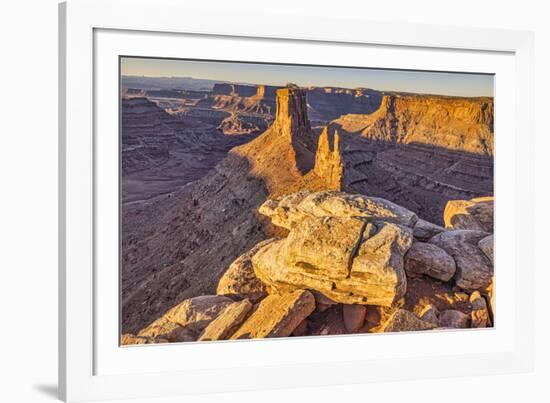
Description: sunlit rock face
xmin=314 ymin=128 xmax=344 ymax=190
xmin=333 ymin=94 xmax=494 ymax=155
xmin=253 ymin=191 xmax=416 ymax=307
xmin=330 ymin=94 xmax=493 ymax=225
xmin=230 ymin=290 xmax=316 ymax=339
xmin=258 ymin=190 xmax=418 ymax=230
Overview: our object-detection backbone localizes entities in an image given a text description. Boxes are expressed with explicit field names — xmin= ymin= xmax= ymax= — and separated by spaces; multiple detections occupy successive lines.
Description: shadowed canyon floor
xmin=120 ymin=82 xmax=494 ymax=341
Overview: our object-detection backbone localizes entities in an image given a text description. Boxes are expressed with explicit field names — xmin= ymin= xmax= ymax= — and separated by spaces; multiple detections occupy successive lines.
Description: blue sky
xmin=121 ymin=57 xmax=494 ymax=97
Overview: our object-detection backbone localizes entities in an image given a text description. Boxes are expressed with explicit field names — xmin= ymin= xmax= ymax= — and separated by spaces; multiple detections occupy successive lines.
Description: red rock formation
xmin=273 ymin=86 xmax=311 ymax=136
xmin=313 ymin=127 xmax=344 ymax=190
xmin=232 ymin=86 xmax=321 ymax=194
xmin=333 ymin=94 xmax=494 ymax=155
xmin=325 ymin=94 xmax=494 ymax=224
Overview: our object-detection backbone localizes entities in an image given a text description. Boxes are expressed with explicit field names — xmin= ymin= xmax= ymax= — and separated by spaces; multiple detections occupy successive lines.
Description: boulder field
xmin=122 ymin=191 xmax=494 ymax=344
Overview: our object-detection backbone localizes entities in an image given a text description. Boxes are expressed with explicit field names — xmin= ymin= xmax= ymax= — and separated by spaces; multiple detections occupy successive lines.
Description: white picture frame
xmin=59 ymin=0 xmax=534 ymax=401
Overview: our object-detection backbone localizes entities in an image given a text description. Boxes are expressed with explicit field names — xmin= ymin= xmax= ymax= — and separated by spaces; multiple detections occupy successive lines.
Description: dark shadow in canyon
xmin=320 ymin=125 xmax=493 ymax=225
xmin=121 ymin=153 xmax=277 ymax=334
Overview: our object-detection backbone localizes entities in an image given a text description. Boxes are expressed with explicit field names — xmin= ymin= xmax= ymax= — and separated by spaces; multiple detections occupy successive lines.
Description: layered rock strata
xmin=333 ymin=94 xmax=494 ymax=155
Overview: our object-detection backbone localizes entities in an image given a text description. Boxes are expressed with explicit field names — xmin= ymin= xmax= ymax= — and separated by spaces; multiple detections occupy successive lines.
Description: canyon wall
xmin=121 ymin=97 xmax=179 ymax=174
xmin=120 ymin=96 xmax=257 ymax=203
xmin=333 ymin=94 xmax=494 ymax=155
xmin=329 ymin=94 xmax=494 ymax=223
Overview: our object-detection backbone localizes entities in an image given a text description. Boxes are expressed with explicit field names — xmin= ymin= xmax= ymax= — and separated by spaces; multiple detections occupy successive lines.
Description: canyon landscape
xmin=120 ymin=59 xmax=494 ymax=345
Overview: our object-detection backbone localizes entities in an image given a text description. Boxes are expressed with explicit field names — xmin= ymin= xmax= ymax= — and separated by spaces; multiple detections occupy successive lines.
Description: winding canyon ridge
xmin=120 ymin=62 xmax=494 ymax=345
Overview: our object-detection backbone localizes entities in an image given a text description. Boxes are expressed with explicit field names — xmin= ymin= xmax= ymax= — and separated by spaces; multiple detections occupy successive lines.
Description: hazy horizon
xmin=121 ymin=57 xmax=494 ymax=98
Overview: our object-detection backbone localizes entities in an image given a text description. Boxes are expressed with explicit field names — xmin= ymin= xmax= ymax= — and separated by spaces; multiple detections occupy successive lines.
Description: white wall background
xmin=0 ymin=0 xmax=547 ymax=402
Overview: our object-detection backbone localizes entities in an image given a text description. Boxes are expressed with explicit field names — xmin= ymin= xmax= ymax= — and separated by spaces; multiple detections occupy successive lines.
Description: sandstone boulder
xmin=121 ymin=334 xmax=151 ymax=345
xmin=478 ymin=235 xmax=494 ymax=265
xmin=413 ymin=303 xmax=440 ymax=326
xmin=438 ymin=310 xmax=470 ymax=328
xmin=217 ymin=239 xmax=277 ymax=302
xmin=343 ymin=304 xmax=367 ymax=333
xmin=413 ymin=218 xmax=445 ymax=241
xmin=381 ymin=309 xmax=437 ymax=332
xmin=364 ymin=306 xmax=383 ymax=331
xmin=404 ymin=277 xmax=473 ymax=324
xmin=283 ymin=216 xmax=367 ymax=280
xmin=230 ymin=290 xmax=315 ymax=339
xmin=259 ymin=190 xmax=418 ymax=230
xmin=349 ymin=222 xmax=413 ymax=305
xmin=120 ymin=333 xmax=169 ymax=345
xmin=252 ymin=218 xmax=413 ymax=306
xmin=364 ymin=303 xmax=404 ymax=332
xmin=404 ymin=242 xmax=456 ymax=281
xmin=199 ymin=299 xmax=253 ymax=341
xmin=470 ymin=291 xmax=491 ymax=328
xmin=485 ymin=279 xmax=495 ymax=322
xmin=444 ymin=196 xmax=494 ymax=232
xmin=311 ymin=290 xmax=338 ymax=306
xmin=137 ymin=295 xmax=234 ymax=339
xmin=429 ymin=230 xmax=492 ymax=291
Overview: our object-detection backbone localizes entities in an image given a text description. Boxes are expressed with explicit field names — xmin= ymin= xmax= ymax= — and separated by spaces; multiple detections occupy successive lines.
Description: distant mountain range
xmin=122 ymin=75 xmax=256 ymax=92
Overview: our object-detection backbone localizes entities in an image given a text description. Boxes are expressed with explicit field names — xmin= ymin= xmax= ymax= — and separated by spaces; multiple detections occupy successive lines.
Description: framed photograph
xmin=59 ymin=0 xmax=534 ymax=401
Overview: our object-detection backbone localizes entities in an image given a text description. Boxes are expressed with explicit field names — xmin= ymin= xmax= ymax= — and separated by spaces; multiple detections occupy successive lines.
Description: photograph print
xmin=120 ymin=57 xmax=494 ymax=345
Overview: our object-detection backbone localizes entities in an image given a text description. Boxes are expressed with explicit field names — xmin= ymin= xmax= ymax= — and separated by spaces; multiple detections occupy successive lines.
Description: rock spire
xmin=273 ymin=86 xmax=312 ymax=140
xmin=314 ymin=127 xmax=344 ymax=190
